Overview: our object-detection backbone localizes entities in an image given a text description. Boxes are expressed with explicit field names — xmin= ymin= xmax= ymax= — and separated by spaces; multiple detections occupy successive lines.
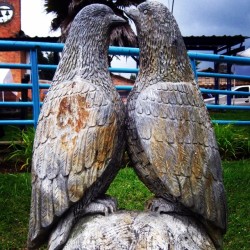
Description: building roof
xmin=183 ymin=35 xmax=247 ymax=55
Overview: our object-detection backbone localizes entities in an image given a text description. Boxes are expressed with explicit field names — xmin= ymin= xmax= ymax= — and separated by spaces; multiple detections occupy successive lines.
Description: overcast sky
xmin=21 ymin=0 xmax=250 ymax=40
xmin=20 ymin=0 xmax=250 ymax=73
xmin=21 ymin=0 xmax=60 ymax=37
xmin=174 ymin=0 xmax=250 ymax=38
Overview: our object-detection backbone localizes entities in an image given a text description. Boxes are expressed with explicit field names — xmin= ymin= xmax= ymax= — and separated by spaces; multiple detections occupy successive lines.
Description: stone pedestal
xmin=64 ymin=211 xmax=215 ymax=250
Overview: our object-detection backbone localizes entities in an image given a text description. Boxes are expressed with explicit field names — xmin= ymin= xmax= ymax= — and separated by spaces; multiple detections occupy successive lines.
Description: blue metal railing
xmin=0 ymin=40 xmax=250 ymax=126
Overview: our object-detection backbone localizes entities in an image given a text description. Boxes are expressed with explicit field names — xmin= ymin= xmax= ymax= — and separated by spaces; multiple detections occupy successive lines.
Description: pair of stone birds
xmin=27 ymin=1 xmax=227 ymax=250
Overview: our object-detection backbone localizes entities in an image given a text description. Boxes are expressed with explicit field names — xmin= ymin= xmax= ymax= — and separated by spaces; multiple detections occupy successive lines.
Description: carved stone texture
xmin=64 ymin=211 xmax=215 ymax=250
xmin=125 ymin=2 xmax=227 ymax=249
xmin=27 ymin=4 xmax=126 ymax=249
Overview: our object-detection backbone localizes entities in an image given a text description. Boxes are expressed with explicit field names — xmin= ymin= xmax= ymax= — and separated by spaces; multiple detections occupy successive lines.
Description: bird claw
xmin=146 ymin=197 xmax=180 ymax=214
xmin=83 ymin=195 xmax=117 ymax=216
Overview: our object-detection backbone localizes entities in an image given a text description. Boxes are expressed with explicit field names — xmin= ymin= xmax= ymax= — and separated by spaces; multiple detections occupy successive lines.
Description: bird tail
xmin=200 ymin=218 xmax=224 ymax=250
xmin=48 ymin=210 xmax=75 ymax=250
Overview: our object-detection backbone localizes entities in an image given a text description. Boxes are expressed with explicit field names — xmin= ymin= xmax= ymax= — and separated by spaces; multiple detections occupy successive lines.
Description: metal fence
xmin=0 ymin=40 xmax=250 ymax=127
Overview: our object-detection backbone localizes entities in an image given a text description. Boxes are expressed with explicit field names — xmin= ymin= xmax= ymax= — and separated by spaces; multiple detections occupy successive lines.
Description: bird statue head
xmin=125 ymin=1 xmax=194 ymax=83
xmin=52 ymin=4 xmax=126 ymax=85
xmin=125 ymin=1 xmax=168 ymax=36
xmin=69 ymin=4 xmax=126 ymax=43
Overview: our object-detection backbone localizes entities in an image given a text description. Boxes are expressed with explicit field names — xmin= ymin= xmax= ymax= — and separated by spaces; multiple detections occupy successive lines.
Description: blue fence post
xmin=226 ymin=63 xmax=232 ymax=105
xmin=30 ymin=48 xmax=40 ymax=128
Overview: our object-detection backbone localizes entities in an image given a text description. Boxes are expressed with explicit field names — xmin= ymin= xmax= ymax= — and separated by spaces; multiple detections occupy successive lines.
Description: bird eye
xmin=98 ymin=11 xmax=106 ymax=17
xmin=143 ymin=9 xmax=148 ymax=14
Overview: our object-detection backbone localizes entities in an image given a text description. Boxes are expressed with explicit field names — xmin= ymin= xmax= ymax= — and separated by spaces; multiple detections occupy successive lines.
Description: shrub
xmin=4 ymin=123 xmax=250 ymax=171
xmin=8 ymin=126 xmax=35 ymax=171
xmin=213 ymin=124 xmax=250 ymax=160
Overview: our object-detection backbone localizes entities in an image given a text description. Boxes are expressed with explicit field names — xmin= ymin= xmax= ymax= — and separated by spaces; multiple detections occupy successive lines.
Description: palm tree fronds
xmin=43 ymin=0 xmax=144 ymax=46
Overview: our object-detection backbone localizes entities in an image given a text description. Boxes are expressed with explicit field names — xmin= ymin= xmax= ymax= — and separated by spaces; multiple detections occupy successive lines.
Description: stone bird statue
xmin=125 ymin=1 xmax=227 ymax=249
xmin=27 ymin=4 xmax=126 ymax=249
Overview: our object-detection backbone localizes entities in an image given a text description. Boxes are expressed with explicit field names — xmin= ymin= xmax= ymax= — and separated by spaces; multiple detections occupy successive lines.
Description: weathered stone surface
xmin=64 ymin=211 xmax=215 ymax=249
xmin=125 ymin=2 xmax=227 ymax=249
xmin=27 ymin=4 xmax=126 ymax=249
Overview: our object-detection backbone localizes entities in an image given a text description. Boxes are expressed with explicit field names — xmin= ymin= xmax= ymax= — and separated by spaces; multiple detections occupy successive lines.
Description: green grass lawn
xmin=222 ymin=160 xmax=250 ymax=250
xmin=0 ymin=173 xmax=31 ymax=249
xmin=0 ymin=160 xmax=249 ymax=249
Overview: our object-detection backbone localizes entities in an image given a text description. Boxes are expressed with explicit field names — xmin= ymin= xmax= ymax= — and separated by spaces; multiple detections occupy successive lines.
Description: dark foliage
xmin=38 ymin=51 xmax=58 ymax=80
xmin=44 ymin=0 xmax=145 ymax=45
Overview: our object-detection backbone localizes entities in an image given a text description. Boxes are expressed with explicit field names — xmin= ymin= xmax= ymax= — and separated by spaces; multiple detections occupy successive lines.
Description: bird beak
xmin=124 ymin=6 xmax=140 ymax=21
xmin=110 ymin=14 xmax=127 ymax=25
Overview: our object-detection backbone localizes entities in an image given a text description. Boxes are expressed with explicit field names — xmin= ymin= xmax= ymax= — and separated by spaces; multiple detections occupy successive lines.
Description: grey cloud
xmin=170 ymin=0 xmax=250 ymax=37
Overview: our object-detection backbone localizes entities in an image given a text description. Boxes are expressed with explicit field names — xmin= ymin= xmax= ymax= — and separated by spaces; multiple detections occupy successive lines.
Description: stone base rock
xmin=64 ymin=211 xmax=215 ymax=249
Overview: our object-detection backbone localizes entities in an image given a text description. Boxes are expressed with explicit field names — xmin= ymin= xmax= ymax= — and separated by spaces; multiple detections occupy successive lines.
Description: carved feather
xmin=29 ymin=80 xmax=124 ymax=250
xmin=133 ymin=82 xmax=225 ymax=228
xmin=41 ymin=178 xmax=54 ymax=228
xmin=52 ymin=174 xmax=69 ymax=217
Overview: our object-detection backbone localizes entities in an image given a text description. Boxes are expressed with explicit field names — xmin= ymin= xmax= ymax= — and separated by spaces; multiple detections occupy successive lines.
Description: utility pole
xmin=171 ymin=0 xmax=175 ymax=13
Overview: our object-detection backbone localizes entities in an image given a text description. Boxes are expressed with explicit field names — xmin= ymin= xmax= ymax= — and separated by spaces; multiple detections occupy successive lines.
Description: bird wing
xmin=133 ymin=81 xmax=227 ymax=232
xmin=29 ymin=78 xmax=120 ymax=245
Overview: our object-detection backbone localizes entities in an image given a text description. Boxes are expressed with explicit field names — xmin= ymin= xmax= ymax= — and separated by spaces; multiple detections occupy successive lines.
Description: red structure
xmin=0 ymin=0 xmax=26 ymax=83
